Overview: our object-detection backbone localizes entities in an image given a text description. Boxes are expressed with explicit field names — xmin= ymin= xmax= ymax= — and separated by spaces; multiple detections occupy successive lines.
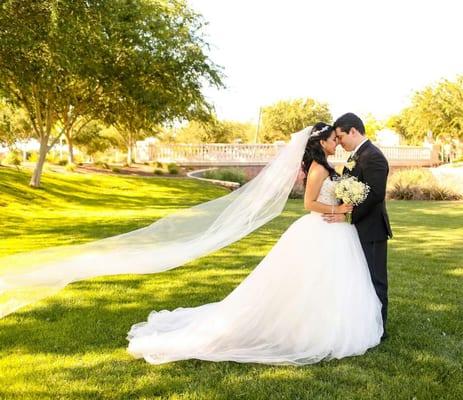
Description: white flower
xmin=345 ymin=160 xmax=356 ymax=171
xmin=334 ymin=176 xmax=370 ymax=205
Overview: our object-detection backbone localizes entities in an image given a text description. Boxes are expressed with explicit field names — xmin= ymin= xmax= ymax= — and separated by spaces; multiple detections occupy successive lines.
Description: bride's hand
xmin=336 ymin=204 xmax=353 ymax=214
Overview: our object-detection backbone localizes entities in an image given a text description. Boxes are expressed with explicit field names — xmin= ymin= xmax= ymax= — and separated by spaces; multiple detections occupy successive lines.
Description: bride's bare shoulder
xmin=308 ymin=161 xmax=329 ymax=178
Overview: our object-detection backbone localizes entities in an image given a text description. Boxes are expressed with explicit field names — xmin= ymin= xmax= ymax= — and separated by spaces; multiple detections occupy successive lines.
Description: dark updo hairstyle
xmin=301 ymin=122 xmax=337 ymax=184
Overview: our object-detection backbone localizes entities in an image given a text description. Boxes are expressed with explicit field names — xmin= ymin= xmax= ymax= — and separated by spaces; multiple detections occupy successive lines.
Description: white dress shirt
xmin=350 ymin=138 xmax=369 ymax=158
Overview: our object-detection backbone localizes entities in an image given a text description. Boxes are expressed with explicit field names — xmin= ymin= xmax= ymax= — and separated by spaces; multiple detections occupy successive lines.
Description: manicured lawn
xmin=0 ymin=166 xmax=462 ymax=399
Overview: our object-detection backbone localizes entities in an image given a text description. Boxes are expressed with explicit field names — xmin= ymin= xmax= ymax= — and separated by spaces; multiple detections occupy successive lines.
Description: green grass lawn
xmin=0 ymin=166 xmax=462 ymax=400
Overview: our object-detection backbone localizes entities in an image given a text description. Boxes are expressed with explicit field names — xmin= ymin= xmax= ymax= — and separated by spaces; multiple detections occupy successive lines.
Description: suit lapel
xmin=351 ymin=140 xmax=371 ymax=178
xmin=345 ymin=140 xmax=370 ymax=177
xmin=355 ymin=139 xmax=371 ymax=158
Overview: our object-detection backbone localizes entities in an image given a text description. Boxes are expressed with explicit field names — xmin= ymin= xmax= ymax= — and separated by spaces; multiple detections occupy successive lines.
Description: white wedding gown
xmin=127 ymin=178 xmax=383 ymax=365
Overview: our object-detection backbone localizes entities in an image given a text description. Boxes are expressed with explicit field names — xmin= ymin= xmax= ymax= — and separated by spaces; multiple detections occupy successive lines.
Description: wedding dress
xmin=1 ymin=126 xmax=382 ymax=366
xmin=127 ymin=177 xmax=384 ymax=365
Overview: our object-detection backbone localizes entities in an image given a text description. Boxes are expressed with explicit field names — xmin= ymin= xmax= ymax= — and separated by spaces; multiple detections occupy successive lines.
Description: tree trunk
xmin=29 ymin=136 xmax=49 ymax=188
xmin=67 ymin=136 xmax=75 ymax=164
xmin=127 ymin=143 xmax=132 ymax=166
xmin=126 ymin=133 xmax=133 ymax=165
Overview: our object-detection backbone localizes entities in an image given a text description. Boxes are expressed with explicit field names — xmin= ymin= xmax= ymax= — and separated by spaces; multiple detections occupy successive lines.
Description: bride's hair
xmin=301 ymin=122 xmax=337 ymax=184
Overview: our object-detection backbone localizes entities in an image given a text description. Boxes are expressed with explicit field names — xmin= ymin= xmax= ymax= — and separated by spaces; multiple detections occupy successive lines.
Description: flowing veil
xmin=0 ymin=127 xmax=311 ymax=318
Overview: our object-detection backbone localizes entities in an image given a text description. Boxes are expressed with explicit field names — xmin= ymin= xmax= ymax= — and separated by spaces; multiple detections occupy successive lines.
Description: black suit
xmin=343 ymin=140 xmax=392 ymax=332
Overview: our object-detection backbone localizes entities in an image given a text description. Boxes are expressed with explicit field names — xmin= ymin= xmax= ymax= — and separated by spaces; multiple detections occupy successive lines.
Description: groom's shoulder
xmin=360 ymin=141 xmax=388 ymax=164
xmin=365 ymin=141 xmax=385 ymax=157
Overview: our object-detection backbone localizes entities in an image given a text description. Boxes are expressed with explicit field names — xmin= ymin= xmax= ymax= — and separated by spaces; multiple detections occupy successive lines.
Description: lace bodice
xmin=316 ymin=178 xmax=338 ymax=206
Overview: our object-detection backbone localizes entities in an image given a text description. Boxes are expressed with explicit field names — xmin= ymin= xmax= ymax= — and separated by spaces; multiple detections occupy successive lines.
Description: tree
xmin=73 ymin=120 xmax=118 ymax=160
xmin=0 ymin=0 xmax=223 ymax=186
xmin=260 ymin=98 xmax=332 ymax=143
xmin=386 ymin=113 xmax=413 ymax=143
xmin=0 ymin=101 xmax=32 ymax=153
xmin=57 ymin=108 xmax=95 ymax=165
xmin=0 ymin=2 xmax=62 ymax=185
xmin=388 ymin=76 xmax=463 ymax=144
xmin=363 ymin=113 xmax=384 ymax=141
xmin=100 ymin=0 xmax=225 ymax=163
xmin=173 ymin=117 xmax=255 ymax=143
xmin=219 ymin=120 xmax=256 ymax=143
xmin=111 ymin=104 xmax=159 ymax=165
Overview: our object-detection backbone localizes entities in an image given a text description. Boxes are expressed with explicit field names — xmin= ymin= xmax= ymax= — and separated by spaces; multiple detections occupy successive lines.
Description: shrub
xmin=167 ymin=162 xmax=179 ymax=174
xmin=3 ymin=151 xmax=21 ymax=166
xmin=43 ymin=163 xmax=56 ymax=172
xmin=288 ymin=188 xmax=304 ymax=199
xmin=203 ymin=168 xmax=247 ymax=185
xmin=65 ymin=163 xmax=76 ymax=172
xmin=154 ymin=168 xmax=164 ymax=175
xmin=46 ymin=152 xmax=60 ymax=164
xmin=95 ymin=161 xmax=110 ymax=170
xmin=111 ymin=166 xmax=121 ymax=173
xmin=387 ymin=168 xmax=462 ymax=200
xmin=58 ymin=159 xmax=68 ymax=166
xmin=27 ymin=152 xmax=39 ymax=162
xmin=73 ymin=153 xmax=85 ymax=164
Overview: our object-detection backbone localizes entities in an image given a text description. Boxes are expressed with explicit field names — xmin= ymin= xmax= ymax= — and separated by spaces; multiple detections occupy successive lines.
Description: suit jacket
xmin=343 ymin=140 xmax=393 ymax=242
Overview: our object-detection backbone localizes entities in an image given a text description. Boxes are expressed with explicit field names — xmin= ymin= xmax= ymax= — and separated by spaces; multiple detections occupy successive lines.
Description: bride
xmin=127 ymin=122 xmax=383 ymax=365
xmin=0 ymin=122 xmax=383 ymax=365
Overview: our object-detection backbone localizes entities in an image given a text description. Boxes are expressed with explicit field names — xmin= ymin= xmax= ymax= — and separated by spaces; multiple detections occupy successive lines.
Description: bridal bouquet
xmin=334 ymin=176 xmax=370 ymax=223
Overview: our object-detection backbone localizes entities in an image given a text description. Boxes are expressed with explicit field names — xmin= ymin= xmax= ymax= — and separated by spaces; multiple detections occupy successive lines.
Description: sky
xmin=189 ymin=0 xmax=463 ymax=124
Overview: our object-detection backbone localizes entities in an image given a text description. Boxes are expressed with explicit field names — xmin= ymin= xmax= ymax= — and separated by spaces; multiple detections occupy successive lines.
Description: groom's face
xmin=335 ymin=128 xmax=355 ymax=151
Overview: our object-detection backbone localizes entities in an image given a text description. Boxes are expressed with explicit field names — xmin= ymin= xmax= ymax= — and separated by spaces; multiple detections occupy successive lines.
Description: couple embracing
xmin=127 ymin=112 xmax=393 ymax=365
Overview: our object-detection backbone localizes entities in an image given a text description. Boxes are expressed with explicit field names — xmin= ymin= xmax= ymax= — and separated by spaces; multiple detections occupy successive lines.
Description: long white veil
xmin=0 ymin=128 xmax=310 ymax=318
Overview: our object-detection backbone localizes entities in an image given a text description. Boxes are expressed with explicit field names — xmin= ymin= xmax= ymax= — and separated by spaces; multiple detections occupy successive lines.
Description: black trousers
xmin=360 ymin=240 xmax=388 ymax=331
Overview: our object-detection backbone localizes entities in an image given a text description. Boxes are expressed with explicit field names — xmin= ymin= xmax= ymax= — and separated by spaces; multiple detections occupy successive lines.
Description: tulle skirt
xmin=127 ymin=212 xmax=383 ymax=365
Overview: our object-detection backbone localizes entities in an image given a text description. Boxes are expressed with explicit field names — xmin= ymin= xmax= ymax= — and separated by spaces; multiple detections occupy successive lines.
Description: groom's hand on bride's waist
xmin=322 ymin=213 xmax=347 ymax=223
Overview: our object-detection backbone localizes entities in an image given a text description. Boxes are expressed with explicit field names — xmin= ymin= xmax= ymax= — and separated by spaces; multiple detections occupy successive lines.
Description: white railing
xmin=137 ymin=142 xmax=440 ymax=167
xmin=329 ymin=145 xmax=438 ymax=164
xmin=138 ymin=143 xmax=286 ymax=166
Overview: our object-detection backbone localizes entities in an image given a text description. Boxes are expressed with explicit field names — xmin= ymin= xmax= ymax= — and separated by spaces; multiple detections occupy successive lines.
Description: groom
xmin=324 ymin=113 xmax=393 ymax=340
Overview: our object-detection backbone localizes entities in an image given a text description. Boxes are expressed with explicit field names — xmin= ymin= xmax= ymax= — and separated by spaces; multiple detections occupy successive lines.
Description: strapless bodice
xmin=316 ymin=178 xmax=338 ymax=206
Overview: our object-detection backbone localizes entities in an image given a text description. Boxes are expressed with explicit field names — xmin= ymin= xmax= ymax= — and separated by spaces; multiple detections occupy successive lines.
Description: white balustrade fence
xmin=137 ymin=143 xmax=286 ymax=166
xmin=330 ymin=145 xmax=438 ymax=166
xmin=137 ymin=142 xmax=440 ymax=167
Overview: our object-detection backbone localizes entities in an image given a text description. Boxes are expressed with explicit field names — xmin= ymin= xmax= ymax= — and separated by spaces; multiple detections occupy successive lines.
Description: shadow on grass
xmin=0 ymin=167 xmax=228 ymax=210
xmin=1 ymin=173 xmax=462 ymax=399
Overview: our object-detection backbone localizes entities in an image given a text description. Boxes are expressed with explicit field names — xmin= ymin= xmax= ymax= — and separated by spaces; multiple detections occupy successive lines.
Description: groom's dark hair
xmin=333 ymin=113 xmax=365 ymax=135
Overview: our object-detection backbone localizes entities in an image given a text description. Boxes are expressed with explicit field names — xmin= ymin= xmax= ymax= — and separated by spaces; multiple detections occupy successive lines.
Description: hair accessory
xmin=310 ymin=125 xmax=331 ymax=137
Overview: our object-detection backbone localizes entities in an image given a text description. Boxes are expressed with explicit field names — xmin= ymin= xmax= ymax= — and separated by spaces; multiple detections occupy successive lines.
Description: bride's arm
xmin=303 ymin=163 xmax=352 ymax=214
